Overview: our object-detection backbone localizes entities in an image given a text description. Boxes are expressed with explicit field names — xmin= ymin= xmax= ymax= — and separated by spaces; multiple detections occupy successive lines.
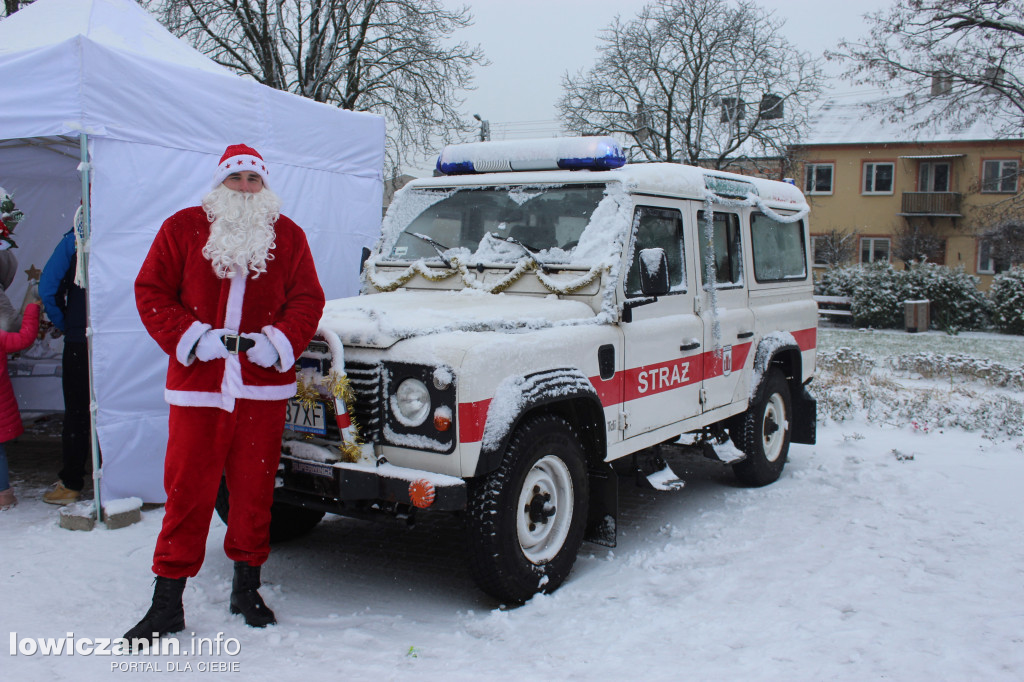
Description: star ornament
xmin=24 ymin=264 xmax=41 ymax=281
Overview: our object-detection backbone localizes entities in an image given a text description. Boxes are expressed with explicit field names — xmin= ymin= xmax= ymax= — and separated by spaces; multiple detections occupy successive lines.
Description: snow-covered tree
xmin=557 ymin=0 xmax=823 ymax=171
xmin=829 ymin=1 xmax=1024 ymax=137
xmin=145 ymin=0 xmax=486 ymax=174
xmin=1 ymin=0 xmax=32 ymax=17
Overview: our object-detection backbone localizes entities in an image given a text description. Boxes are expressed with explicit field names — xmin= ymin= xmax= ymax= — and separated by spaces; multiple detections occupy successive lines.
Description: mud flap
xmin=790 ymin=382 xmax=817 ymax=445
xmin=585 ymin=466 xmax=617 ymax=547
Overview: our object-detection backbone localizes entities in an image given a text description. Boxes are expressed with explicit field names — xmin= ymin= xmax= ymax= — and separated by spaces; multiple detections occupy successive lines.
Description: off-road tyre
xmin=730 ymin=368 xmax=791 ymax=487
xmin=465 ymin=414 xmax=588 ymax=604
xmin=215 ymin=477 xmax=325 ymax=543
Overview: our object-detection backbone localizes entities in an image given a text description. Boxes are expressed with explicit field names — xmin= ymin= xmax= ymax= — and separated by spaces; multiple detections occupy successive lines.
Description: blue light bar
xmin=436 ymin=136 xmax=626 ymax=175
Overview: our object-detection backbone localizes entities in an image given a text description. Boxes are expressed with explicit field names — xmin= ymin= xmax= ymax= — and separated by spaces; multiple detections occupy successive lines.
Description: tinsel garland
xmin=295 ymin=372 xmax=363 ymax=463
xmin=365 ymin=254 xmax=608 ymax=296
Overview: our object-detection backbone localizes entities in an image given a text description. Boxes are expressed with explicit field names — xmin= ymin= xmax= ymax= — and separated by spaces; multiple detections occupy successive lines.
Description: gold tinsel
xmin=294 ymin=372 xmax=364 ymax=463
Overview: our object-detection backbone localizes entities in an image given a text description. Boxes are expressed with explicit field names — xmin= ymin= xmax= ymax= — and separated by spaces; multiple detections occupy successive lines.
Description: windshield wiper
xmin=488 ymin=233 xmax=552 ymax=273
xmin=410 ymin=232 xmax=453 ymax=268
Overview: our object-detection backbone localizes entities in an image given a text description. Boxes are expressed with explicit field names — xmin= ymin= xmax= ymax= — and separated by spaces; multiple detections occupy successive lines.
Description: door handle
xmin=680 ymin=341 xmax=700 ymax=351
xmin=737 ymin=331 xmax=754 ymax=339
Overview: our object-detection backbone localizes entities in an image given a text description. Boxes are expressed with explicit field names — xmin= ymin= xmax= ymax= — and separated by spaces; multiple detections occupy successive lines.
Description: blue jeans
xmin=0 ymin=442 xmax=9 ymax=490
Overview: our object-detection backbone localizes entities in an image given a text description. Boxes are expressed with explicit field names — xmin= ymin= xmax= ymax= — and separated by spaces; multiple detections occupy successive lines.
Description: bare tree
xmin=981 ymin=220 xmax=1024 ymax=269
xmin=557 ymin=0 xmax=823 ymax=171
xmin=894 ymin=222 xmax=946 ymax=265
xmin=829 ymin=1 xmax=1024 ymax=137
xmin=2 ymin=0 xmax=32 ymax=17
xmin=813 ymin=228 xmax=857 ymax=268
xmin=146 ymin=0 xmax=486 ymax=173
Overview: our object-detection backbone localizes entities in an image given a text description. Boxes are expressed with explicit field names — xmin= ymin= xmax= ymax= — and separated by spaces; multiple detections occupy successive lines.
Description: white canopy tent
xmin=0 ymin=0 xmax=385 ymax=504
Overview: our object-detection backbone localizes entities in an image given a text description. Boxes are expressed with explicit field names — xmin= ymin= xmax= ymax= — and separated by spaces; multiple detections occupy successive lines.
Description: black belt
xmin=221 ymin=334 xmax=255 ymax=354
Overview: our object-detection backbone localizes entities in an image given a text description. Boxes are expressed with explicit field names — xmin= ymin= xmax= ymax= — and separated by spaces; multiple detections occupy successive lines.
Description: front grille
xmin=345 ymin=361 xmax=384 ymax=443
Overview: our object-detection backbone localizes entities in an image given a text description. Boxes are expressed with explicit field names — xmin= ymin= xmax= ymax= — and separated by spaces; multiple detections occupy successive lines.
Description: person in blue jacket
xmin=38 ymin=222 xmax=92 ymax=505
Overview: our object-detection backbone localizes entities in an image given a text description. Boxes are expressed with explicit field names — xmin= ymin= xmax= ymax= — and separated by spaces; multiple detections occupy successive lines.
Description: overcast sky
xmin=442 ymin=0 xmax=895 ymax=144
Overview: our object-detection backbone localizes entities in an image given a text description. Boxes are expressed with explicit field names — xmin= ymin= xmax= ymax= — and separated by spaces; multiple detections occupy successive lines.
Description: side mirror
xmin=639 ymin=247 xmax=670 ymax=296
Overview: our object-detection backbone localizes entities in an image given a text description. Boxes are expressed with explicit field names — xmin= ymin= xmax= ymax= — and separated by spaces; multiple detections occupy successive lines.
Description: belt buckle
xmin=223 ymin=333 xmax=243 ymax=354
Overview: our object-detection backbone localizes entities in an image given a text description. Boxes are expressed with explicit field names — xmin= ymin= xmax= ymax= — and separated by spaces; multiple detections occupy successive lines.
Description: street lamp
xmin=473 ymin=113 xmax=491 ymax=142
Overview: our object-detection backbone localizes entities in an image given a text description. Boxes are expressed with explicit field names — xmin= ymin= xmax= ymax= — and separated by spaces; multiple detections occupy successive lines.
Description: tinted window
xmin=697 ymin=211 xmax=742 ymax=287
xmin=626 ymin=207 xmax=685 ymax=296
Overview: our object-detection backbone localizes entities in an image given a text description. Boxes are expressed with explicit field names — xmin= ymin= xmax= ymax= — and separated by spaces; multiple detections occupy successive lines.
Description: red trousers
xmin=153 ymin=400 xmax=287 ymax=579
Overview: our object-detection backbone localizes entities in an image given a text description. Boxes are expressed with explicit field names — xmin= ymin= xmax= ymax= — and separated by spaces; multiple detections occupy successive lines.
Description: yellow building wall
xmin=793 ymin=139 xmax=1023 ymax=287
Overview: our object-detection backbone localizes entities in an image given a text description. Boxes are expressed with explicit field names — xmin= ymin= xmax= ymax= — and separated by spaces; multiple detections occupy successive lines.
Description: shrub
xmin=989 ymin=267 xmax=1024 ymax=335
xmin=900 ymin=262 xmax=989 ymax=334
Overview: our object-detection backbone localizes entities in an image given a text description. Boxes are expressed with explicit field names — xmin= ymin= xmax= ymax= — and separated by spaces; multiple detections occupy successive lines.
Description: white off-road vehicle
xmin=218 ymin=137 xmax=817 ymax=603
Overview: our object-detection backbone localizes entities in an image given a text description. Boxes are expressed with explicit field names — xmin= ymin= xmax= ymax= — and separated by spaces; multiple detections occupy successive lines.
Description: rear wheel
xmin=465 ymin=414 xmax=588 ymax=604
xmin=215 ymin=477 xmax=325 ymax=543
xmin=730 ymin=368 xmax=791 ymax=487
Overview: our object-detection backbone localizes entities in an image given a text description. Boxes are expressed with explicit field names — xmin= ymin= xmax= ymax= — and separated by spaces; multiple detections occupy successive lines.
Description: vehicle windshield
xmin=385 ymin=184 xmax=608 ymax=266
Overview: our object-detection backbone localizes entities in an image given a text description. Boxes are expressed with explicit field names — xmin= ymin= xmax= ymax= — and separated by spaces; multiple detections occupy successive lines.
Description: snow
xmin=4 ymin=330 xmax=1024 ymax=680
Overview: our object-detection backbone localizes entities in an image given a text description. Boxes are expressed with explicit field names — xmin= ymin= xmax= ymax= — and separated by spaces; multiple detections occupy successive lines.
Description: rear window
xmin=750 ymin=213 xmax=807 ymax=282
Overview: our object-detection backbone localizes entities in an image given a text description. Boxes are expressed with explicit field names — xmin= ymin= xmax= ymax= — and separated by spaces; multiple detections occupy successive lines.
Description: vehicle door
xmin=621 ymin=202 xmax=704 ymax=438
xmin=693 ymin=206 xmax=755 ymax=413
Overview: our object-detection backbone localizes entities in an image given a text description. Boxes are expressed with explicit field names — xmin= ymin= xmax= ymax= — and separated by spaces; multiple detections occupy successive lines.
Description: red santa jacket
xmin=135 ymin=206 xmax=325 ymax=411
xmin=0 ymin=303 xmax=40 ymax=441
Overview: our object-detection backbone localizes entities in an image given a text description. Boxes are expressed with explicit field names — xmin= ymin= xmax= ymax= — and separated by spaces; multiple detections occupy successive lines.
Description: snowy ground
xmin=4 ymin=328 xmax=1024 ymax=681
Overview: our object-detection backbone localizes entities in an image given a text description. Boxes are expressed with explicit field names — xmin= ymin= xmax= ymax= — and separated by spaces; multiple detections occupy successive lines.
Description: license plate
xmin=285 ymin=399 xmax=327 ymax=435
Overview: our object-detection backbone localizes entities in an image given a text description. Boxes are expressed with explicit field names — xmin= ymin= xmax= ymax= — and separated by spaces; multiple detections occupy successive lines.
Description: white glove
xmin=194 ymin=329 xmax=230 ymax=362
xmin=243 ymin=332 xmax=279 ymax=368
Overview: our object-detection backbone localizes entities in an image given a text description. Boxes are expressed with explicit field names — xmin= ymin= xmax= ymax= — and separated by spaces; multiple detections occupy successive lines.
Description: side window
xmin=697 ymin=211 xmax=742 ymax=288
xmin=626 ymin=207 xmax=686 ymax=297
xmin=751 ymin=214 xmax=807 ymax=282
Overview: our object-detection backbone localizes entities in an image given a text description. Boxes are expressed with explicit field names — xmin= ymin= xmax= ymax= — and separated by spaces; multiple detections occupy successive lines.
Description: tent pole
xmin=79 ymin=133 xmax=103 ymax=524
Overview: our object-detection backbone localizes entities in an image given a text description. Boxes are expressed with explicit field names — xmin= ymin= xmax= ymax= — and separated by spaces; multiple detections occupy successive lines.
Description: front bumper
xmin=277 ymin=454 xmax=467 ymax=512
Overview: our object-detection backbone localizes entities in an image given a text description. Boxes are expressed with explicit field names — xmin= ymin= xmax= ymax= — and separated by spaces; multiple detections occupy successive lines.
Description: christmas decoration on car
xmin=0 ymin=187 xmax=25 ymax=250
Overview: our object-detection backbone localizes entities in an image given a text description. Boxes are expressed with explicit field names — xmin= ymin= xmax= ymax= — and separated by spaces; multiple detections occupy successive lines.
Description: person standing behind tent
xmin=125 ymin=144 xmax=324 ymax=644
xmin=38 ymin=207 xmax=92 ymax=505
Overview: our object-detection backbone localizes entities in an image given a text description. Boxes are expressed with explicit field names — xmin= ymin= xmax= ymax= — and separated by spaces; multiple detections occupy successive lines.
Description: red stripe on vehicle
xmin=458 ymin=398 xmax=491 ymax=443
xmin=792 ymin=327 xmax=817 ymax=351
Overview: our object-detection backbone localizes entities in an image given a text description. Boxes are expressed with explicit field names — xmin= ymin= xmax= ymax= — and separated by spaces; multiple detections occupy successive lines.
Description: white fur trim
xmin=262 ymin=325 xmax=294 ymax=372
xmin=176 ymin=321 xmax=211 ymax=366
xmin=165 ymin=388 xmax=235 ymax=412
xmin=212 ymin=154 xmax=270 ymax=189
xmin=225 ymin=268 xmax=246 ymax=328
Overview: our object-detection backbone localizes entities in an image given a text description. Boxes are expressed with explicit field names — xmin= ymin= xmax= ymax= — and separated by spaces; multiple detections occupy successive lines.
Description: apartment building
xmin=789 ymin=99 xmax=1023 ymax=287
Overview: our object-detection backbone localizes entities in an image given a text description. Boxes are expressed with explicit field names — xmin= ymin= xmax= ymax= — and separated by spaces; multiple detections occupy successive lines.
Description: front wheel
xmin=730 ymin=368 xmax=792 ymax=487
xmin=465 ymin=414 xmax=588 ymax=604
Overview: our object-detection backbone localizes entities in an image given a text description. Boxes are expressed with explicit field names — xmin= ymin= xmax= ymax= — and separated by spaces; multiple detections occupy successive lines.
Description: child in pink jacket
xmin=0 ymin=301 xmax=41 ymax=511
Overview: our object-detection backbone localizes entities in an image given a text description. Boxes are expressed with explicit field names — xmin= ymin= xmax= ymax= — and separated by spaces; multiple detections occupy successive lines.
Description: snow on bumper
xmin=279 ymin=442 xmax=466 ymax=511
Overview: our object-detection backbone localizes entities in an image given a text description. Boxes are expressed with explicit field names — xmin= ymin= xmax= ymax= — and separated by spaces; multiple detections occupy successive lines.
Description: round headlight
xmin=391 ymin=378 xmax=431 ymax=427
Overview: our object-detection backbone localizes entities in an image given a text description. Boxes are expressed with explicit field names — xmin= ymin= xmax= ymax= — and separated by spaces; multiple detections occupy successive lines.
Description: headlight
xmin=391 ymin=378 xmax=431 ymax=426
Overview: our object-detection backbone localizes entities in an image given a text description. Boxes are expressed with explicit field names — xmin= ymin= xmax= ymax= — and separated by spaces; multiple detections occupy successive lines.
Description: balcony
xmin=898 ymin=191 xmax=962 ymax=217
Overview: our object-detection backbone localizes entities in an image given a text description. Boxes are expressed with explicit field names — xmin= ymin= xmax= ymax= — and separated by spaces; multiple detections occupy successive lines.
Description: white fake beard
xmin=201 ymin=185 xmax=281 ymax=279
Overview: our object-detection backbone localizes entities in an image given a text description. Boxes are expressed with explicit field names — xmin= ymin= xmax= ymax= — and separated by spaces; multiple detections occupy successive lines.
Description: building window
xmin=863 ymin=162 xmax=895 ymax=194
xmin=861 ymin=237 xmax=890 ymax=264
xmin=977 ymin=239 xmax=995 ymax=274
xmin=811 ymin=236 xmax=828 ymax=267
xmin=982 ymin=159 xmax=1019 ymax=193
xmin=804 ymin=163 xmax=834 ymax=195
xmin=918 ymin=161 xmax=950 ymax=192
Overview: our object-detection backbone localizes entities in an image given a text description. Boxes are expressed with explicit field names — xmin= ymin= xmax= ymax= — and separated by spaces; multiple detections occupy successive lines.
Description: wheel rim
xmin=761 ymin=392 xmax=787 ymax=462
xmin=516 ymin=454 xmax=574 ymax=564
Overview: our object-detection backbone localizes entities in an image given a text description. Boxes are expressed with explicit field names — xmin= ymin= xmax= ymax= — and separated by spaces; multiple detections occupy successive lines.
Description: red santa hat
xmin=211 ymin=144 xmax=271 ymax=189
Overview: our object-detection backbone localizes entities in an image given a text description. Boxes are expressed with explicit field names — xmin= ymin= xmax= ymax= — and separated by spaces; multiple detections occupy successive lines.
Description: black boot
xmin=123 ymin=576 xmax=187 ymax=645
xmin=229 ymin=562 xmax=276 ymax=627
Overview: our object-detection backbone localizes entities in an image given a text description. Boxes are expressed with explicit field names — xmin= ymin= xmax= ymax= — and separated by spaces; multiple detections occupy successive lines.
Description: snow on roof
xmin=799 ymin=98 xmax=1019 ymax=147
xmin=0 ymin=0 xmax=230 ymax=75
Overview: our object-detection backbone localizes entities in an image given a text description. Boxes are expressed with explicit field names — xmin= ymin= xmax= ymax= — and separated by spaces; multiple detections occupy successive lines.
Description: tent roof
xmin=0 ymin=0 xmax=229 ymax=75
xmin=0 ymin=0 xmax=384 ymax=177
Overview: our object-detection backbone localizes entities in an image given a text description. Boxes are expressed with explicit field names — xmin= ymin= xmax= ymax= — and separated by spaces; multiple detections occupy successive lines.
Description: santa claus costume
xmin=127 ymin=145 xmax=325 ymax=643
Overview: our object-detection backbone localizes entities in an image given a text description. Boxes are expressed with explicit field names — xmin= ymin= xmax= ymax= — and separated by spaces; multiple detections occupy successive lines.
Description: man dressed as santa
xmin=126 ymin=144 xmax=325 ymax=643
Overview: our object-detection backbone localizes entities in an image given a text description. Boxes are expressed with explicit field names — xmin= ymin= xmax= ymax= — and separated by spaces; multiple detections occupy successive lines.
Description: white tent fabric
xmin=0 ymin=0 xmax=385 ymax=503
